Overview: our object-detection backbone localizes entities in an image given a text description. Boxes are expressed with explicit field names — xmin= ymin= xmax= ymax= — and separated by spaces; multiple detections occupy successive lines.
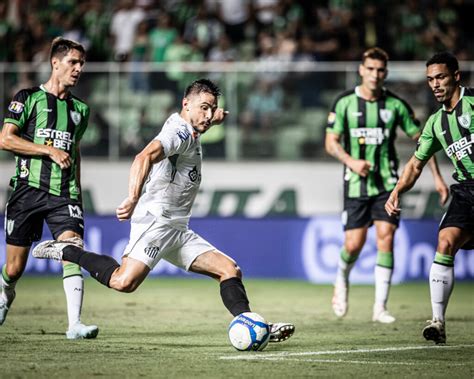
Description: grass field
xmin=0 ymin=277 xmax=472 ymax=378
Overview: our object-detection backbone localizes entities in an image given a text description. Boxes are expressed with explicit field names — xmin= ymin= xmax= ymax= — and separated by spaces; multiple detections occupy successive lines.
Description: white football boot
xmin=0 ymin=292 xmax=15 ymax=326
xmin=268 ymin=322 xmax=295 ymax=342
xmin=372 ymin=304 xmax=396 ymax=323
xmin=332 ymin=281 xmax=348 ymax=318
xmin=32 ymin=237 xmax=83 ymax=261
xmin=66 ymin=323 xmax=99 ymax=340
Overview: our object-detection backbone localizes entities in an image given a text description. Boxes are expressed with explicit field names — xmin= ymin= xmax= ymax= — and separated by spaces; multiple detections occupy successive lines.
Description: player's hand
xmin=211 ymin=108 xmax=229 ymax=125
xmin=116 ymin=197 xmax=138 ymax=221
xmin=434 ymin=177 xmax=449 ymax=206
xmin=385 ymin=191 xmax=401 ymax=216
xmin=348 ymin=158 xmax=372 ymax=177
xmin=48 ymin=147 xmax=71 ymax=169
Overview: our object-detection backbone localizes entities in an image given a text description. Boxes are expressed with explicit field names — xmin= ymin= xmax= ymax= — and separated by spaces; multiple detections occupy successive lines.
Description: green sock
xmin=63 ymin=263 xmax=83 ymax=279
xmin=376 ymin=251 xmax=394 ymax=269
xmin=341 ymin=249 xmax=359 ymax=264
xmin=434 ymin=252 xmax=454 ymax=267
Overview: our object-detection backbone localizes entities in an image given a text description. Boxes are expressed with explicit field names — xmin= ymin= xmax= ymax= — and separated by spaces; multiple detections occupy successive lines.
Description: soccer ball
xmin=228 ymin=312 xmax=270 ymax=351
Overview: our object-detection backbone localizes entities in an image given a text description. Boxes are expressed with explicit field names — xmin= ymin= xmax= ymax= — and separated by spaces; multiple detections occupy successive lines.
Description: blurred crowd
xmin=0 ymin=0 xmax=472 ymax=64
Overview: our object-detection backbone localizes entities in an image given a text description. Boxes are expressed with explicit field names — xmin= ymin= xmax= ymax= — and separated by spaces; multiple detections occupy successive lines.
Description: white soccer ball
xmin=228 ymin=312 xmax=270 ymax=351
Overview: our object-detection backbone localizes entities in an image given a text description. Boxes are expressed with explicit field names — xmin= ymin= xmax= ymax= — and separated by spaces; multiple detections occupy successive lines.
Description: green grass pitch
xmin=0 ymin=277 xmax=472 ymax=378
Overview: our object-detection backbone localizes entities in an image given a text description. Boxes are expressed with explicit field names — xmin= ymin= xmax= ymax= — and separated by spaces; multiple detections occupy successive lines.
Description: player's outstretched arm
xmin=385 ymin=155 xmax=427 ymax=216
xmin=1 ymin=122 xmax=71 ymax=169
xmin=325 ymin=132 xmax=371 ymax=177
xmin=116 ymin=139 xmax=165 ymax=221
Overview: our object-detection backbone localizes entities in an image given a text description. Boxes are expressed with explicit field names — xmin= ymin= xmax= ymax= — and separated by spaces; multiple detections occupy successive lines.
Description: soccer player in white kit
xmin=33 ymin=79 xmax=294 ymax=343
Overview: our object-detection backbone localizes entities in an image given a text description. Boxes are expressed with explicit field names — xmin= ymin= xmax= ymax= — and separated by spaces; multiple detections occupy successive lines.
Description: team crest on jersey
xmin=327 ymin=112 xmax=336 ymax=124
xmin=379 ymin=109 xmax=393 ymax=123
xmin=8 ymin=101 xmax=24 ymax=114
xmin=70 ymin=111 xmax=81 ymax=126
xmin=6 ymin=219 xmax=15 ymax=235
xmin=457 ymin=113 xmax=471 ymax=129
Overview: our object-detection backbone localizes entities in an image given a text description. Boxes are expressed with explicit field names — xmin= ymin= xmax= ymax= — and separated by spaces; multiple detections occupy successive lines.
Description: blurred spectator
xmin=208 ymin=33 xmax=237 ymax=62
xmin=110 ymin=0 xmax=145 ymax=61
xmin=0 ymin=1 xmax=14 ymax=61
xmin=216 ymin=0 xmax=252 ymax=44
xmin=82 ymin=0 xmax=112 ymax=61
xmin=183 ymin=4 xmax=223 ymax=56
xmin=149 ymin=11 xmax=178 ymax=62
xmin=129 ymin=20 xmax=150 ymax=93
xmin=240 ymin=79 xmax=283 ymax=141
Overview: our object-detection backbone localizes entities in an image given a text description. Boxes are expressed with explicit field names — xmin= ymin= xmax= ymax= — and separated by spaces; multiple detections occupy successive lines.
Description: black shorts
xmin=439 ymin=183 xmax=474 ymax=250
xmin=4 ymin=185 xmax=84 ymax=246
xmin=343 ymin=191 xmax=400 ymax=231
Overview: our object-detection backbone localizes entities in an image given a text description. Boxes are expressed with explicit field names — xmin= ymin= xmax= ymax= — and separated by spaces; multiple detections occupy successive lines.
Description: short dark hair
xmin=362 ymin=47 xmax=389 ymax=65
xmin=184 ymin=79 xmax=221 ymax=98
xmin=50 ymin=37 xmax=85 ymax=61
xmin=426 ymin=52 xmax=459 ymax=75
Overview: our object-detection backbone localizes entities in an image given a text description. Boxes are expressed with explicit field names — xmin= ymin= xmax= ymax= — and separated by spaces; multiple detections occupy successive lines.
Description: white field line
xmin=236 ymin=358 xmax=466 ymax=366
xmin=220 ymin=344 xmax=474 ymax=361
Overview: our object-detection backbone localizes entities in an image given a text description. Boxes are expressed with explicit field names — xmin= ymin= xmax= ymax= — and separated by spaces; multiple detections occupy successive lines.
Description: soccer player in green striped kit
xmin=326 ymin=47 xmax=449 ymax=323
xmin=386 ymin=52 xmax=473 ymax=343
xmin=0 ymin=37 xmax=98 ymax=339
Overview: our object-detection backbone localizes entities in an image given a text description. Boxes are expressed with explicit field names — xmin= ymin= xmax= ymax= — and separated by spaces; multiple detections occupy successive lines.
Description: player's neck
xmin=358 ymin=85 xmax=382 ymax=101
xmin=42 ymin=79 xmax=70 ymax=99
xmin=443 ymin=86 xmax=462 ymax=112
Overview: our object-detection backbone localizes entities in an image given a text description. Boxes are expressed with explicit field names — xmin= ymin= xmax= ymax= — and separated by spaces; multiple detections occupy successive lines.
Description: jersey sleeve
xmin=326 ymin=98 xmax=345 ymax=135
xmin=4 ymin=89 xmax=32 ymax=130
xmin=75 ymin=106 xmax=90 ymax=142
xmin=155 ymin=125 xmax=191 ymax=157
xmin=414 ymin=116 xmax=442 ymax=161
xmin=397 ymin=99 xmax=420 ymax=138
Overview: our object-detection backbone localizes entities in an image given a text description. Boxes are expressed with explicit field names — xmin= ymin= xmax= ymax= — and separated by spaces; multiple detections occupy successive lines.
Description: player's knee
xmin=4 ymin=264 xmax=25 ymax=281
xmin=344 ymin=241 xmax=363 ymax=255
xmin=220 ymin=262 xmax=241 ymax=281
xmin=437 ymin=237 xmax=456 ymax=255
xmin=111 ymin=275 xmax=139 ymax=293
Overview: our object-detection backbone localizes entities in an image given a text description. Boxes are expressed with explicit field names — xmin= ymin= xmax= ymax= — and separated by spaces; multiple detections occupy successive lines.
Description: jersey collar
xmin=355 ymin=86 xmax=386 ymax=101
xmin=442 ymin=86 xmax=464 ymax=111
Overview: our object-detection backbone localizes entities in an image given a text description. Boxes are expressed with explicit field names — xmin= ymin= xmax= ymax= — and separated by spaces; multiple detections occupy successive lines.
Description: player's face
xmin=359 ymin=58 xmax=387 ymax=91
xmin=426 ymin=63 xmax=460 ymax=105
xmin=53 ymin=49 xmax=85 ymax=88
xmin=183 ymin=92 xmax=217 ymax=133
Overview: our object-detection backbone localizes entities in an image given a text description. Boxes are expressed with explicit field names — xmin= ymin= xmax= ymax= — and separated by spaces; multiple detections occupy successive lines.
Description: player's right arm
xmin=1 ymin=122 xmax=72 ymax=169
xmin=385 ymin=155 xmax=427 ymax=216
xmin=116 ymin=139 xmax=166 ymax=221
xmin=325 ymin=132 xmax=371 ymax=177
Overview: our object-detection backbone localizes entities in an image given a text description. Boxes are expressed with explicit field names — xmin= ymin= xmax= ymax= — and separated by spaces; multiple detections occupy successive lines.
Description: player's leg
xmin=372 ymin=220 xmax=397 ymax=323
xmin=189 ymin=249 xmax=294 ymax=343
xmin=2 ymin=185 xmax=44 ymax=325
xmin=333 ymin=197 xmax=371 ymax=317
xmin=0 ymin=244 xmax=29 ymax=325
xmin=423 ymin=227 xmax=471 ymax=344
xmin=424 ymin=184 xmax=474 ymax=344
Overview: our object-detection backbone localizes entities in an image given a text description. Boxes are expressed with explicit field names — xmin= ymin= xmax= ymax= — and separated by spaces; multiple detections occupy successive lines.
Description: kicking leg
xmin=190 ymin=250 xmax=294 ymax=343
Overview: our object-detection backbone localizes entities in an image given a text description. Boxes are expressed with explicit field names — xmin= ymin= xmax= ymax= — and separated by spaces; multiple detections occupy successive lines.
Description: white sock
xmin=63 ymin=275 xmax=84 ymax=328
xmin=374 ymin=266 xmax=393 ymax=309
xmin=335 ymin=257 xmax=355 ymax=287
xmin=429 ymin=263 xmax=454 ymax=322
xmin=1 ymin=276 xmax=17 ymax=307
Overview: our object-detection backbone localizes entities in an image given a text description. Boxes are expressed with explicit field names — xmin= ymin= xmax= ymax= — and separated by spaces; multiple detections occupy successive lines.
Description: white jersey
xmin=132 ymin=113 xmax=202 ymax=230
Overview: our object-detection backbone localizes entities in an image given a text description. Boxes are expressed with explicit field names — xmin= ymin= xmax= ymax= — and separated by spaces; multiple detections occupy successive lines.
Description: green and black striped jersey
xmin=4 ymin=85 xmax=89 ymax=199
xmin=327 ymin=86 xmax=420 ymax=198
xmin=415 ymin=87 xmax=474 ymax=183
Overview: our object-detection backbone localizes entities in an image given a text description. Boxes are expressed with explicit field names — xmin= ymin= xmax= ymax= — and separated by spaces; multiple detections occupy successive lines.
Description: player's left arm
xmin=411 ymin=132 xmax=449 ymax=206
xmin=116 ymin=139 xmax=166 ymax=221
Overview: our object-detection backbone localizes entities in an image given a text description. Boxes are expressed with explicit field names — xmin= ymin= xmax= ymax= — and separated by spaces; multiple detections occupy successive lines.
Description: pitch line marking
xmin=220 ymin=344 xmax=474 ymax=361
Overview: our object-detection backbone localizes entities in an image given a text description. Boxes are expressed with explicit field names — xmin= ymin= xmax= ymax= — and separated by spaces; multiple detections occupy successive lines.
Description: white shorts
xmin=123 ymin=215 xmax=218 ymax=270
